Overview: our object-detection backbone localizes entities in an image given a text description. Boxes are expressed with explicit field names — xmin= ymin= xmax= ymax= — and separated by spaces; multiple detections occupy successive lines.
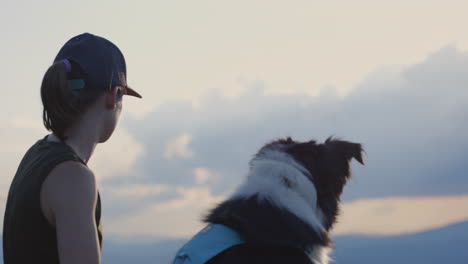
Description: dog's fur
xmin=201 ymin=137 xmax=363 ymax=264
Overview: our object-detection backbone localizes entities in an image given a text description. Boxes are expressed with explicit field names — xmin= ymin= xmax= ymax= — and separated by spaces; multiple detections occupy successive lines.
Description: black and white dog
xmin=176 ymin=137 xmax=363 ymax=264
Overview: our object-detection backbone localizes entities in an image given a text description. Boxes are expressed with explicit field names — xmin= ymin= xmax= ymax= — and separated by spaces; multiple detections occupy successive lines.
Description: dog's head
xmin=253 ymin=137 xmax=364 ymax=230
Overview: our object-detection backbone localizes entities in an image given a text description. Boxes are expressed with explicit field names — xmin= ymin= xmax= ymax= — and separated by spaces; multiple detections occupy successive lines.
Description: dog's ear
xmin=326 ymin=138 xmax=364 ymax=165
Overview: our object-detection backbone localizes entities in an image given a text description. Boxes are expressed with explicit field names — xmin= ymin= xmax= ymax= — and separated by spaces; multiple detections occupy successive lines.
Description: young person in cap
xmin=2 ymin=33 xmax=141 ymax=264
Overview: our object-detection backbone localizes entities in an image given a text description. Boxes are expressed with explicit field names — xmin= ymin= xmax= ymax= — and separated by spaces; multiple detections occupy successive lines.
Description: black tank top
xmin=2 ymin=136 xmax=103 ymax=264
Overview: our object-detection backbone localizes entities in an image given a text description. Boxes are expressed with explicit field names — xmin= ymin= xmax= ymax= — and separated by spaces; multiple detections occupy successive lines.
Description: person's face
xmin=98 ymin=86 xmax=124 ymax=143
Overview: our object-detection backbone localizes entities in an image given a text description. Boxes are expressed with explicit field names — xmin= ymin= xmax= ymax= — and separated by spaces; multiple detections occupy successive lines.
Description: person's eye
xmin=116 ymin=88 xmax=124 ymax=98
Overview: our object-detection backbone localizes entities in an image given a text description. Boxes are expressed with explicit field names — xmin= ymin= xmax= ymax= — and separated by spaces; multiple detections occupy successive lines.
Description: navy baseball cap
xmin=54 ymin=33 xmax=141 ymax=98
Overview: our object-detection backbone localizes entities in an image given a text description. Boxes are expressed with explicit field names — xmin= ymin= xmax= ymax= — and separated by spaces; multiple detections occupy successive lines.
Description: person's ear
xmin=105 ymin=87 xmax=118 ymax=109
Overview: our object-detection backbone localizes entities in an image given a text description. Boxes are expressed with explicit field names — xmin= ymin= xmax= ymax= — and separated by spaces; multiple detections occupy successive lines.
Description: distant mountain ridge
xmin=332 ymin=220 xmax=468 ymax=264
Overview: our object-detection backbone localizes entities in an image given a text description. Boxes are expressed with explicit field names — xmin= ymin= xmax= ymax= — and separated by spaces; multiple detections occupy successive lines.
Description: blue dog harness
xmin=172 ymin=224 xmax=315 ymax=264
xmin=173 ymin=224 xmax=244 ymax=264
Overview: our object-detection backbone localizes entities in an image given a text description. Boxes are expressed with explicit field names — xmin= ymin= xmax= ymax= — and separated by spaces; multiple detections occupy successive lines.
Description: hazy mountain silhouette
xmin=1 ymin=221 xmax=466 ymax=263
xmin=332 ymin=220 xmax=468 ymax=264
xmin=99 ymin=221 xmax=467 ymax=264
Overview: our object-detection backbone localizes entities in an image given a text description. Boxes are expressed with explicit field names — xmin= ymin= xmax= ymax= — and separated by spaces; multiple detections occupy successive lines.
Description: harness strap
xmin=173 ymin=224 xmax=315 ymax=264
xmin=173 ymin=224 xmax=245 ymax=264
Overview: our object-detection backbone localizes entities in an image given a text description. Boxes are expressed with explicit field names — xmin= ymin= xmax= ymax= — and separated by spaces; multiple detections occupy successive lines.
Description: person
xmin=2 ymin=33 xmax=142 ymax=264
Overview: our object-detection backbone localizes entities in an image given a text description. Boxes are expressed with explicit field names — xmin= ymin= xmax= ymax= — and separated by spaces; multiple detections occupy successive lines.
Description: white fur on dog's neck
xmin=230 ymin=150 xmax=331 ymax=264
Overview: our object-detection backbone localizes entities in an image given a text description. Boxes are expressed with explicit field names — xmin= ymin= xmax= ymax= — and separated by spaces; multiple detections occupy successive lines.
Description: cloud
xmin=193 ymin=167 xmax=222 ymax=185
xmin=333 ymin=194 xmax=468 ymax=236
xmin=2 ymin=114 xmax=44 ymax=155
xmin=88 ymin=128 xmax=145 ymax=182
xmin=106 ymin=184 xmax=170 ymax=198
xmin=103 ymin=190 xmax=468 ymax=238
xmin=105 ymin=186 xmax=226 ymax=238
xmin=124 ymin=99 xmax=159 ymax=121
xmin=163 ymin=133 xmax=194 ymax=160
xmin=123 ymin=45 xmax=468 ymax=201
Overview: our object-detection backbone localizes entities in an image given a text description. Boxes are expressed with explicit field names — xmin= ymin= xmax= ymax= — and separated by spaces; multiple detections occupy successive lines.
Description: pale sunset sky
xmin=1 ymin=0 xmax=468 ymax=242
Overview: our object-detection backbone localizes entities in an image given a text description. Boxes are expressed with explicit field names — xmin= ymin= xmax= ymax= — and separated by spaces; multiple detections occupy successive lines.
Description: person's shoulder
xmin=44 ymin=161 xmax=97 ymax=208
xmin=49 ymin=160 xmax=95 ymax=186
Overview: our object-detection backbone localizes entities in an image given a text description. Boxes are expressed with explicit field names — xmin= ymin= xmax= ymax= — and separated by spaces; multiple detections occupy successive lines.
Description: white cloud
xmin=106 ymin=184 xmax=170 ymax=198
xmin=129 ymin=45 xmax=468 ymax=201
xmin=9 ymin=114 xmax=43 ymax=131
xmin=105 ymin=186 xmax=226 ymax=238
xmin=88 ymin=128 xmax=145 ymax=182
xmin=124 ymin=99 xmax=158 ymax=120
xmin=105 ymin=192 xmax=468 ymax=239
xmin=98 ymin=45 xmax=468 ymax=240
xmin=193 ymin=167 xmax=222 ymax=185
xmin=164 ymin=133 xmax=194 ymax=160
xmin=2 ymin=115 xmax=44 ymax=155
xmin=333 ymin=195 xmax=468 ymax=236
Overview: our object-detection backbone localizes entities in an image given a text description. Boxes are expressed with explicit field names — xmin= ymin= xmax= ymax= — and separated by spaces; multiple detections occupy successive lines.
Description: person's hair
xmin=41 ymin=61 xmax=105 ymax=141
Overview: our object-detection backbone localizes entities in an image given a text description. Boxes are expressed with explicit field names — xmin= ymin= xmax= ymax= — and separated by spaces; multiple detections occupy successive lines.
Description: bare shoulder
xmin=47 ymin=160 xmax=96 ymax=187
xmin=42 ymin=161 xmax=97 ymax=214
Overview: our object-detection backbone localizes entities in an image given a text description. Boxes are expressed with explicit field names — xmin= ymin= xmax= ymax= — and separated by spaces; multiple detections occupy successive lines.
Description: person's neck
xmin=49 ymin=119 xmax=100 ymax=164
xmin=64 ymin=132 xmax=98 ymax=164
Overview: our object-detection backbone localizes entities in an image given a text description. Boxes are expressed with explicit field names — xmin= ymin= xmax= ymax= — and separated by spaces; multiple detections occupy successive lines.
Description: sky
xmin=1 ymin=0 xmax=468 ymax=253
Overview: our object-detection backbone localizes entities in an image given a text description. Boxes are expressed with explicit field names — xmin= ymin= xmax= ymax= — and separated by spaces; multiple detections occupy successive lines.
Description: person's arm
xmin=42 ymin=161 xmax=101 ymax=264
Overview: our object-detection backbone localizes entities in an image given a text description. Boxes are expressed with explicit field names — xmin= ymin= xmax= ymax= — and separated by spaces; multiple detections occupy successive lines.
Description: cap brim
xmin=124 ymin=86 xmax=142 ymax=98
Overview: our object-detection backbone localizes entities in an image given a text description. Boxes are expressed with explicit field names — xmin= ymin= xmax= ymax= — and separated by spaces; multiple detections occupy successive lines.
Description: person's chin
xmin=98 ymin=131 xmax=113 ymax=143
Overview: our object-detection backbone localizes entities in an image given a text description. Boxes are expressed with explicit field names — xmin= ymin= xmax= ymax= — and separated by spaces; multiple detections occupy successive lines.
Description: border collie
xmin=174 ymin=137 xmax=363 ymax=264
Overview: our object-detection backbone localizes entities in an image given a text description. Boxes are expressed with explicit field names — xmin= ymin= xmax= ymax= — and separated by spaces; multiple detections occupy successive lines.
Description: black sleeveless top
xmin=2 ymin=136 xmax=103 ymax=264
